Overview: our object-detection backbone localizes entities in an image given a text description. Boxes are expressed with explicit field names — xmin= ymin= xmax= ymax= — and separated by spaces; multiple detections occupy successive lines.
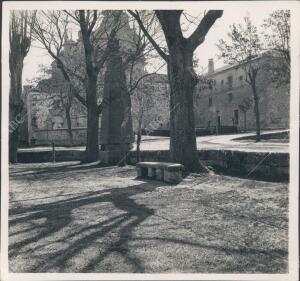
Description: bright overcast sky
xmin=22 ymin=7 xmax=278 ymax=85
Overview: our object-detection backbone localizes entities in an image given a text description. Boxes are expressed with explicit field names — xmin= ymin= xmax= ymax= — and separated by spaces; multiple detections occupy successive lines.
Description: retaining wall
xmin=17 ymin=150 xmax=85 ymax=163
xmin=127 ymin=150 xmax=289 ymax=182
xmin=17 ymin=149 xmax=289 ymax=182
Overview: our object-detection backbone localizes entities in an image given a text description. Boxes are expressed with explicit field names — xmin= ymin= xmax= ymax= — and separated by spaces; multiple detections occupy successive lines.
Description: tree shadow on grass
xmin=9 ymin=165 xmax=288 ymax=273
xmin=9 ymin=162 xmax=130 ymax=178
xmin=9 ymin=179 xmax=158 ymax=273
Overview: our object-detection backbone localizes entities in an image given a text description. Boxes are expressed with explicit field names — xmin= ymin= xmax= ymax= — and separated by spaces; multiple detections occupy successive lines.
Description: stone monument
xmin=99 ymin=38 xmax=134 ymax=164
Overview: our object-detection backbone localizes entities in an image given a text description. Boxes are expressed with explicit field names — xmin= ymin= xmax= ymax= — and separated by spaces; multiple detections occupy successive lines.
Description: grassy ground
xmin=9 ymin=162 xmax=288 ymax=273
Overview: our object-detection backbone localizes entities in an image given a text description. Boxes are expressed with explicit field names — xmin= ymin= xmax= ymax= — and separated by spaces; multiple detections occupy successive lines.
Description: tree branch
xmin=87 ymin=10 xmax=98 ymax=35
xmin=188 ymin=10 xmax=223 ymax=50
xmin=128 ymin=10 xmax=169 ymax=62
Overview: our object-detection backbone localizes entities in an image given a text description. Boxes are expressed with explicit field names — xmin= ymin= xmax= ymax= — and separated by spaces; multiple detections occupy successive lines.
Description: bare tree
xmin=66 ymin=10 xmax=112 ymax=162
xmin=128 ymin=10 xmax=223 ymax=172
xmin=32 ymin=10 xmax=120 ymax=162
xmin=9 ymin=10 xmax=36 ymax=163
xmin=217 ymin=17 xmax=262 ymax=141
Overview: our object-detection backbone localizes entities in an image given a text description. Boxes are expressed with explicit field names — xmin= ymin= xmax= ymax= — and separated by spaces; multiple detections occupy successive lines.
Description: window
xmin=228 ymin=93 xmax=233 ymax=102
xmin=234 ymin=109 xmax=239 ymax=125
xmin=209 ymin=97 xmax=212 ymax=107
xmin=221 ymin=80 xmax=224 ymax=91
xmin=227 ymin=75 xmax=233 ymax=89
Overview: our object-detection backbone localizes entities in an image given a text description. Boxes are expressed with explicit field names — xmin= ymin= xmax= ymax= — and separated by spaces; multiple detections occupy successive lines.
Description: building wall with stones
xmin=26 ymin=90 xmax=88 ymax=145
xmin=194 ymin=55 xmax=290 ymax=132
xmin=27 ymin=72 xmax=170 ymax=146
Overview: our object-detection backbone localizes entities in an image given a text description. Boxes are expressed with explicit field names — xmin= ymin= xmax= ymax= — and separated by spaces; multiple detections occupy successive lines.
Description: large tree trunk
xmin=9 ymin=105 xmax=22 ymax=163
xmin=251 ymin=85 xmax=261 ymax=142
xmin=9 ymin=11 xmax=33 ymax=163
xmin=118 ymin=85 xmax=133 ymax=167
xmin=84 ymin=76 xmax=99 ymax=162
xmin=130 ymin=9 xmax=222 ymax=173
xmin=168 ymin=47 xmax=207 ymax=173
xmin=79 ymin=12 xmax=100 ymax=163
xmin=9 ymin=57 xmax=24 ymax=163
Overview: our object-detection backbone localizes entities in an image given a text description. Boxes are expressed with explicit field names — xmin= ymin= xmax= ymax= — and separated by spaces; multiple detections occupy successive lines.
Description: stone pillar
xmin=99 ymin=38 xmax=134 ymax=164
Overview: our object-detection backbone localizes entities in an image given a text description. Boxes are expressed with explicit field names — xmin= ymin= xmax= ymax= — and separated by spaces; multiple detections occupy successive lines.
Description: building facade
xmin=194 ymin=55 xmax=290 ymax=132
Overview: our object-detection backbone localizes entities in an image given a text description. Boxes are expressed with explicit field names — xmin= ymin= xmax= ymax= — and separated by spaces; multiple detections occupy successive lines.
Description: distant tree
xmin=217 ymin=17 xmax=262 ymax=142
xmin=238 ymin=97 xmax=253 ymax=132
xmin=129 ymin=10 xmax=223 ymax=172
xmin=9 ymin=10 xmax=36 ymax=163
xmin=131 ymin=76 xmax=169 ymax=162
xmin=65 ymin=10 xmax=115 ymax=162
xmin=262 ymin=10 xmax=290 ymax=84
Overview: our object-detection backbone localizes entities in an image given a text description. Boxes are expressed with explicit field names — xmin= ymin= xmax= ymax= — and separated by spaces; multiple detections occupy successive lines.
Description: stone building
xmin=194 ymin=54 xmax=290 ymax=133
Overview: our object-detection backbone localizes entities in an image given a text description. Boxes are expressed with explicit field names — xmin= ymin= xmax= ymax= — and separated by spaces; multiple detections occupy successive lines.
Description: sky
xmin=22 ymin=7 xmax=278 ymax=85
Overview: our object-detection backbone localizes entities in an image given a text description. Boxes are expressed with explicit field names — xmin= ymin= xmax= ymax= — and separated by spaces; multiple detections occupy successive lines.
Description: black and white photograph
xmin=1 ymin=1 xmax=299 ymax=280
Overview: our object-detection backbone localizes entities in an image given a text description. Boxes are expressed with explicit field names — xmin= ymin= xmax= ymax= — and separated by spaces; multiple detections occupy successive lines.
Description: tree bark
xmin=252 ymin=86 xmax=261 ymax=142
xmin=9 ymin=105 xmax=22 ymax=163
xmin=9 ymin=40 xmax=25 ymax=163
xmin=168 ymin=46 xmax=206 ymax=172
xmin=84 ymin=76 xmax=99 ymax=162
xmin=253 ymin=89 xmax=261 ymax=142
xmin=79 ymin=11 xmax=100 ymax=162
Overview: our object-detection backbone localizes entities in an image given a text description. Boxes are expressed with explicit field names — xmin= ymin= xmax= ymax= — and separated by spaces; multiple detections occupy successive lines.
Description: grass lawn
xmin=9 ymin=162 xmax=288 ymax=273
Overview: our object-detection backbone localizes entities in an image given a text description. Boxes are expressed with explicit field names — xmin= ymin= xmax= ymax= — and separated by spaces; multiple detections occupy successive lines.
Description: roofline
xmin=205 ymin=55 xmax=263 ymax=78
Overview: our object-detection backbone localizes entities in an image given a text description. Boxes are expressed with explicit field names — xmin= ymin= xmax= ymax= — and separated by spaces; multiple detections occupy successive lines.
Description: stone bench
xmin=136 ymin=162 xmax=184 ymax=184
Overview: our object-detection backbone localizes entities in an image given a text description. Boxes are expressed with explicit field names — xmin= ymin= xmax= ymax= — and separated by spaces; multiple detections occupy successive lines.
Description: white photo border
xmin=1 ymin=1 xmax=299 ymax=281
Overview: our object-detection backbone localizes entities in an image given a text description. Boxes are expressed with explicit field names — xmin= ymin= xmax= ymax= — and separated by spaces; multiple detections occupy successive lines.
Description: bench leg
xmin=156 ymin=168 xmax=164 ymax=181
xmin=148 ymin=167 xmax=156 ymax=178
xmin=137 ymin=167 xmax=148 ymax=178
xmin=164 ymin=170 xmax=182 ymax=184
xmin=137 ymin=167 xmax=142 ymax=178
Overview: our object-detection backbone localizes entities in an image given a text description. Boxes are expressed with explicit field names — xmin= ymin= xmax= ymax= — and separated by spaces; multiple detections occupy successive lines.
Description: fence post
xmin=52 ymin=142 xmax=55 ymax=163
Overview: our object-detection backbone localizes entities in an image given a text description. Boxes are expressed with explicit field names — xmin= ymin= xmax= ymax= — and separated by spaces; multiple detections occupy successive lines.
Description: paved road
xmin=19 ymin=130 xmax=289 ymax=154
xmin=134 ymin=131 xmax=289 ymax=153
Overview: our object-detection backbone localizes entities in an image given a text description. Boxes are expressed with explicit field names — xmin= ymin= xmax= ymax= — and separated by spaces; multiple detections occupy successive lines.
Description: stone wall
xmin=32 ymin=128 xmax=101 ymax=146
xmin=17 ymin=147 xmax=289 ymax=182
xmin=17 ymin=149 xmax=85 ymax=163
